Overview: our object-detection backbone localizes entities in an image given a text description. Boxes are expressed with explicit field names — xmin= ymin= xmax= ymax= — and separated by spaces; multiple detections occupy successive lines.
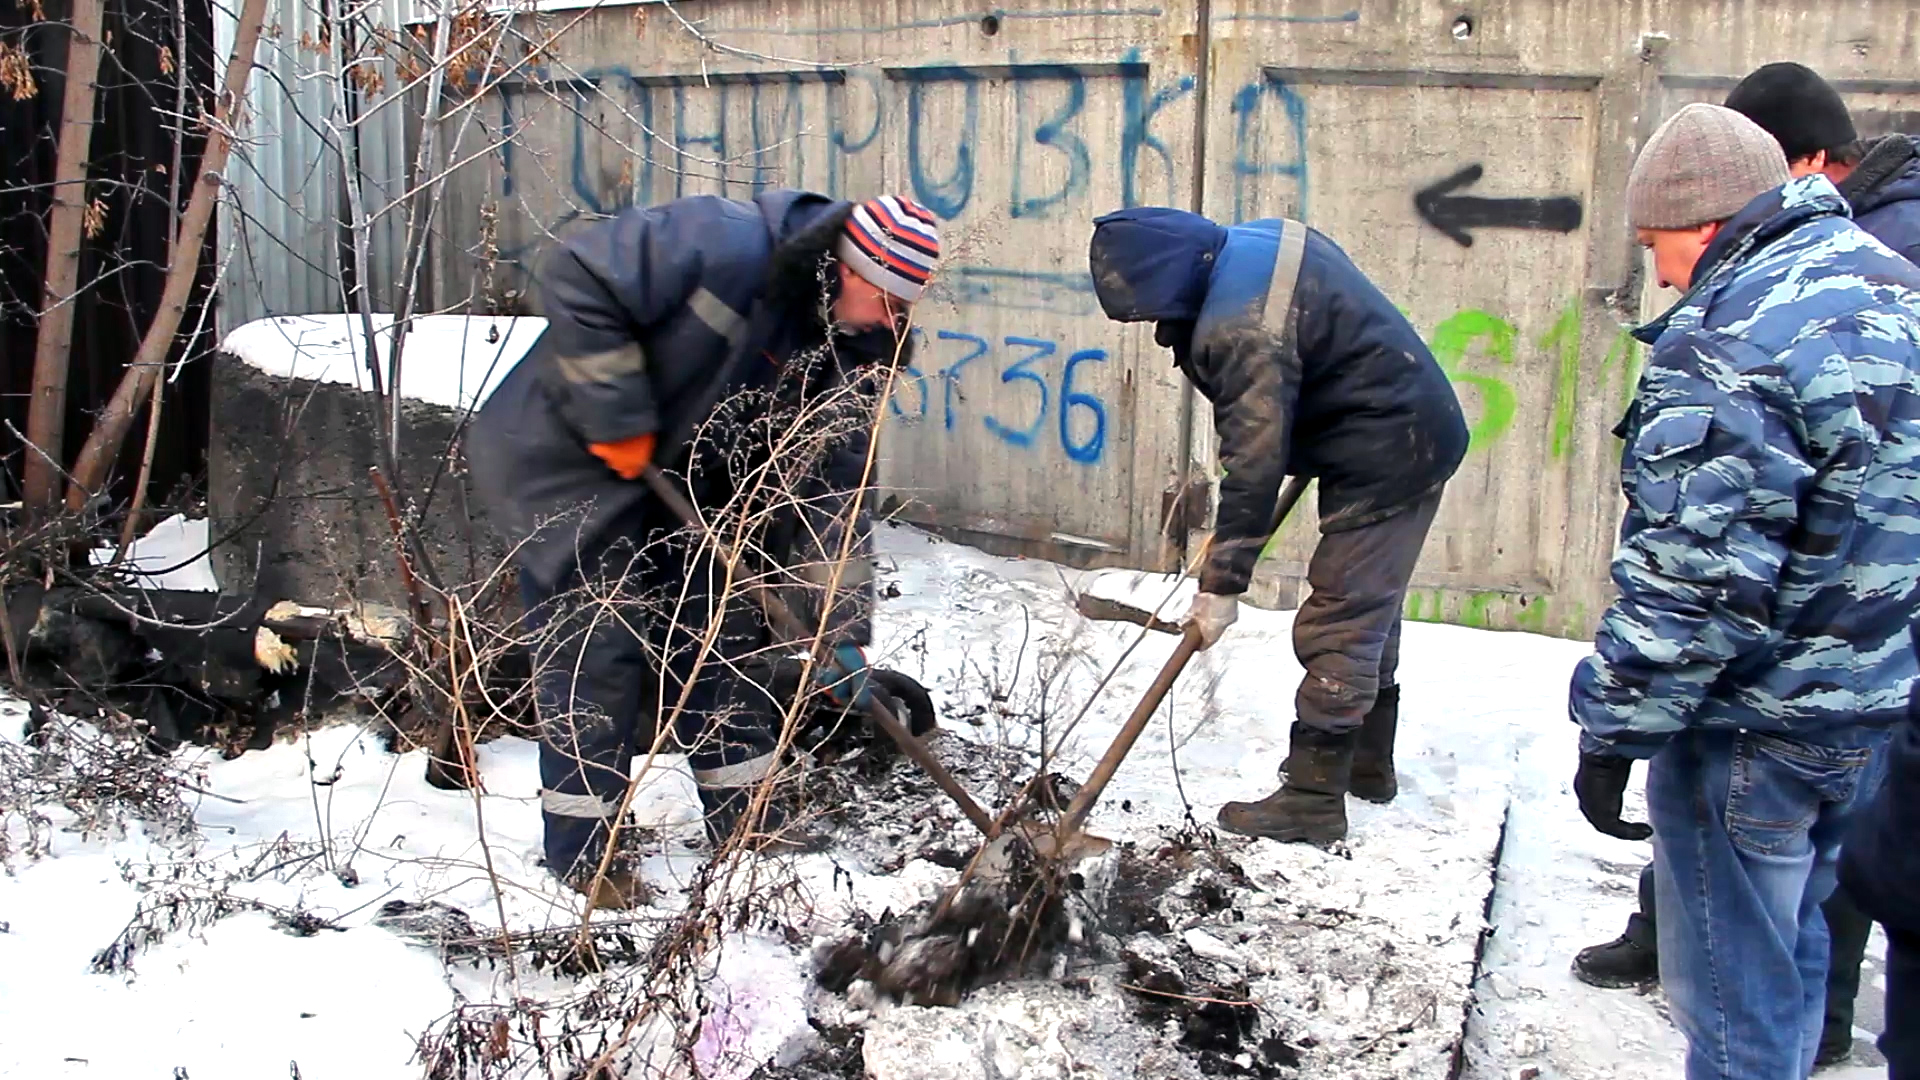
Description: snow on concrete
xmin=88 ymin=513 xmax=220 ymax=592
xmin=1462 ymin=691 xmax=1687 ymax=1080
xmin=220 ymin=314 xmax=546 ymax=411
xmin=0 ymin=525 xmax=1889 ymax=1078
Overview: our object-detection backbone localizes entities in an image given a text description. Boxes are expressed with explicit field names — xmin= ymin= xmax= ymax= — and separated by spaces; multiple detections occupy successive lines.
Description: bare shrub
xmin=0 ymin=702 xmax=199 ymax=868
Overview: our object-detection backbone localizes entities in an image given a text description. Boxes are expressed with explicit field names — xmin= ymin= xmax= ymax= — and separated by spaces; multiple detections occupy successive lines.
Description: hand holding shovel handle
xmin=1049 ymin=473 xmax=1314 ymax=854
xmin=640 ymin=466 xmax=996 ymax=835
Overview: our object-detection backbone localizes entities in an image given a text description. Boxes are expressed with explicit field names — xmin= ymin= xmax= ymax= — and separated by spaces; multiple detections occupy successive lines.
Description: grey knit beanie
xmin=1626 ymin=103 xmax=1791 ymax=229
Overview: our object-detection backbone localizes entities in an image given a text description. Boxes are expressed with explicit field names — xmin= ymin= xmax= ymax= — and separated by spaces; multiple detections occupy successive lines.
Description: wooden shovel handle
xmin=1051 ymin=472 xmax=1314 ymax=844
xmin=1054 ymin=626 xmax=1202 ymax=841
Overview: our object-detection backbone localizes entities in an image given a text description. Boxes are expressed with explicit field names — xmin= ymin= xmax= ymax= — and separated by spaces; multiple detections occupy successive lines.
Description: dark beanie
xmin=1724 ymin=62 xmax=1857 ymax=160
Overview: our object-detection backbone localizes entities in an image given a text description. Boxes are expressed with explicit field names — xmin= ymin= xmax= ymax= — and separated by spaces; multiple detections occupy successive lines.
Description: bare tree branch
xmin=64 ymin=0 xmax=273 ymax=509
xmin=22 ymin=0 xmax=105 ymax=509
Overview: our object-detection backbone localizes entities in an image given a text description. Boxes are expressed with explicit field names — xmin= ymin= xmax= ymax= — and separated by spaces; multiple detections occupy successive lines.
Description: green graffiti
xmin=1462 ymin=591 xmax=1499 ymax=629
xmin=1598 ymin=328 xmax=1644 ymax=410
xmin=1541 ymin=298 xmax=1583 ymax=460
xmin=1402 ymin=589 xmax=1567 ymax=635
xmin=1561 ymin=600 xmax=1590 ymax=640
xmin=1404 ymin=588 xmax=1447 ymax=623
xmin=1512 ymin=595 xmax=1550 ymax=634
xmin=1428 ymin=310 xmax=1519 ymax=453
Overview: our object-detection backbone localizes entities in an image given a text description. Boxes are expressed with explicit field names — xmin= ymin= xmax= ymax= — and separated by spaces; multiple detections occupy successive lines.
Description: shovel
xmin=639 ymin=466 xmax=998 ymax=838
xmin=642 ymin=462 xmax=1311 ymax=888
xmin=962 ymin=472 xmax=1317 ymax=884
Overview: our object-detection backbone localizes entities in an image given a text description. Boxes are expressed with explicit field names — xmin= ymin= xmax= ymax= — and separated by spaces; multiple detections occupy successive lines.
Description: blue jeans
xmin=1648 ymin=726 xmax=1890 ymax=1080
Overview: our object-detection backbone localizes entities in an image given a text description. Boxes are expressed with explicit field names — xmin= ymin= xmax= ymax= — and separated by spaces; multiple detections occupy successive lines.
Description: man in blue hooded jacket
xmin=1086 ymin=208 xmax=1467 ymax=844
xmin=1569 ymin=103 xmax=1920 ymax=1080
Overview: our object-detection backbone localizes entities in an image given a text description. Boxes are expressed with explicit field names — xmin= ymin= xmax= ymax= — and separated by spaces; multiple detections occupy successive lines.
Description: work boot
xmin=699 ymin=785 xmax=829 ymax=855
xmin=1350 ymin=686 xmax=1400 ymax=804
xmin=1571 ymin=928 xmax=1658 ymax=988
xmin=1815 ymin=1038 xmax=1853 ymax=1069
xmin=568 ymin=865 xmax=654 ymax=910
xmin=1217 ymin=723 xmax=1357 ymax=844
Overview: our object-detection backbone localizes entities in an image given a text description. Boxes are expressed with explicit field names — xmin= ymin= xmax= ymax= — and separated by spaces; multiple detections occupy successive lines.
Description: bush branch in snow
xmin=0 ymin=700 xmax=199 ymax=868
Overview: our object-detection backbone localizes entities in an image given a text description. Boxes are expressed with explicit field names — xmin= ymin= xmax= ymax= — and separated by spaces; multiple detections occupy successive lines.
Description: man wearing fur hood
xmin=469 ymin=191 xmax=941 ymax=907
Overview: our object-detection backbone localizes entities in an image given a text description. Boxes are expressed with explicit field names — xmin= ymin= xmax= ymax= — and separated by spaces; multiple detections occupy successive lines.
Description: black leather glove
xmin=1574 ymin=751 xmax=1653 ymax=841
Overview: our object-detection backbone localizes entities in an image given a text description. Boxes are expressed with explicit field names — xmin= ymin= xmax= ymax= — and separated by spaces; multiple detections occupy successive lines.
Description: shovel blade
xmin=968 ymin=823 xmax=1115 ymax=885
xmin=1024 ymin=824 xmax=1114 ymax=866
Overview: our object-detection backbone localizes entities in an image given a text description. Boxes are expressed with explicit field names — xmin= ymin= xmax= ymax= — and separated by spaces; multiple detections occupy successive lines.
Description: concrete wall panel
xmin=435 ymin=1 xmax=1204 ymax=568
xmin=415 ymin=0 xmax=1920 ymax=636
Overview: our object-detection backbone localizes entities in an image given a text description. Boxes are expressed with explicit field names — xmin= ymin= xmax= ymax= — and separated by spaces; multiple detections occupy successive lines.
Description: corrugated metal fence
xmin=214 ymin=0 xmax=409 ymax=331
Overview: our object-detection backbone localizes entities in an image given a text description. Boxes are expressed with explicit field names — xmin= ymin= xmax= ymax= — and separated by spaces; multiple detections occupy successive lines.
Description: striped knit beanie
xmin=837 ymin=195 xmax=941 ymax=302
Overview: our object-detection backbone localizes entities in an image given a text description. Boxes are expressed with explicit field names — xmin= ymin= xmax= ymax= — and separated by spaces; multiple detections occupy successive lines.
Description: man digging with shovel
xmin=468 ymin=191 xmax=941 ymax=908
xmin=1087 ymin=209 xmax=1467 ymax=844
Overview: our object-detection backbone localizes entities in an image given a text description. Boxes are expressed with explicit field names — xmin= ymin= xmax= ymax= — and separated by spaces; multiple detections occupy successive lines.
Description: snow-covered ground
xmin=88 ymin=513 xmax=220 ymax=592
xmin=0 ymin=525 xmax=1889 ymax=1079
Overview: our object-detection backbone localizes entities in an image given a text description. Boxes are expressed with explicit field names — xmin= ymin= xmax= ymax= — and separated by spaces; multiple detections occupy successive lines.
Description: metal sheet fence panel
xmin=216 ymin=0 xmax=335 ymax=329
xmin=351 ymin=0 xmax=413 ymax=316
xmin=216 ymin=0 xmax=412 ymax=331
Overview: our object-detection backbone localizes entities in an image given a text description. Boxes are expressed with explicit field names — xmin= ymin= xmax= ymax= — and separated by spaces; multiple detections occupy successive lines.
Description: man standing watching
xmin=1569 ymin=103 xmax=1920 ymax=1080
xmin=1574 ymin=63 xmax=1920 ymax=1067
xmin=1727 ymin=61 xmax=1920 ymax=263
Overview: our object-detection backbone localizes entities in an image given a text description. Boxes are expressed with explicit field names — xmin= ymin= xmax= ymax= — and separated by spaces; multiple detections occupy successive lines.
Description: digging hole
xmin=812 ymin=850 xmax=1080 ymax=1007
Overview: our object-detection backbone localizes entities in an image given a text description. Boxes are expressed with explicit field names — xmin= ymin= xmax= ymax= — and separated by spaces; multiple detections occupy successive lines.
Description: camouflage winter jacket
xmin=1571 ymin=175 xmax=1920 ymax=757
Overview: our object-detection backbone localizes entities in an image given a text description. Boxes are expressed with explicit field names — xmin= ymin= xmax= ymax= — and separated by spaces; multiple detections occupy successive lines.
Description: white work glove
xmin=1182 ymin=591 xmax=1239 ymax=650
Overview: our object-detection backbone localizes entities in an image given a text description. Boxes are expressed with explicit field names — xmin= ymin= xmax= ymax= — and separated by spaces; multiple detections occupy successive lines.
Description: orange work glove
xmin=587 ymin=432 xmax=657 ymax=480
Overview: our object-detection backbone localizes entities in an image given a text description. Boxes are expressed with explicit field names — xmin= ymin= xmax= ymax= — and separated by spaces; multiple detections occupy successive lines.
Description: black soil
xmin=1108 ymin=830 xmax=1304 ymax=1079
xmin=812 ymin=849 xmax=1079 ymax=1008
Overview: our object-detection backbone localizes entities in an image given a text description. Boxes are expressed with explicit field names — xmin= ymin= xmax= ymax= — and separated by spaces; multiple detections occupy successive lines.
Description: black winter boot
xmin=1350 ymin=686 xmax=1399 ymax=804
xmin=1574 ymin=867 xmax=1660 ymax=988
xmin=1571 ymin=924 xmax=1659 ymax=988
xmin=1217 ymin=723 xmax=1357 ymax=844
xmin=699 ymin=785 xmax=828 ymax=855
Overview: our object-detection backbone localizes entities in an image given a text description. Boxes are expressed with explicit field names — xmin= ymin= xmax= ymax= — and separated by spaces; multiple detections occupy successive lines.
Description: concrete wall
xmin=427 ymin=0 xmax=1920 ymax=637
xmin=207 ymin=352 xmax=513 ymax=610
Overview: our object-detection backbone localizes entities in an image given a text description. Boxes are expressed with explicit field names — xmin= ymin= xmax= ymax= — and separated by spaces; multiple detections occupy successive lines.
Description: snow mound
xmin=221 ymin=314 xmax=546 ymax=411
xmin=88 ymin=513 xmax=218 ymax=592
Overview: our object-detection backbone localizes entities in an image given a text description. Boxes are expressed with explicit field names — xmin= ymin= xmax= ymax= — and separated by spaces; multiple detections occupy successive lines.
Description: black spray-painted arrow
xmin=1414 ymin=164 xmax=1583 ymax=247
